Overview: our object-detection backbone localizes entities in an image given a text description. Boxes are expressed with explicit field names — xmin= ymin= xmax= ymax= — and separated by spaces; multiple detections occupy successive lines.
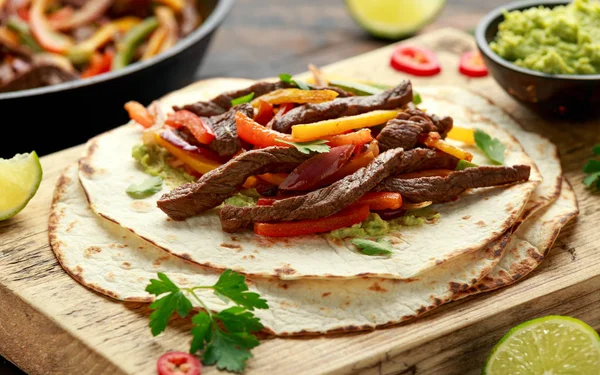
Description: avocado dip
xmin=490 ymin=0 xmax=600 ymax=75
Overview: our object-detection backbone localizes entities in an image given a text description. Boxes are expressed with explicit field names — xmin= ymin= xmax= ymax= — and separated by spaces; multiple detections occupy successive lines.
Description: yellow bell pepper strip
xmin=446 ymin=126 xmax=475 ymax=145
xmin=125 ymin=101 xmax=155 ymax=128
xmin=112 ymin=17 xmax=143 ymax=32
xmin=0 ymin=26 xmax=20 ymax=49
xmin=7 ymin=17 xmax=43 ymax=52
xmin=141 ymin=27 xmax=168 ymax=60
xmin=291 ymin=110 xmax=401 ymax=142
xmin=257 ymin=173 xmax=288 ymax=186
xmin=251 ymin=88 xmax=339 ymax=107
xmin=422 ymin=132 xmax=474 ymax=162
xmin=67 ymin=23 xmax=118 ymax=63
xmin=236 ymin=111 xmax=294 ymax=148
xmin=30 ymin=0 xmax=73 ymax=53
xmin=154 ymin=6 xmax=178 ymax=53
xmin=53 ymin=0 xmax=113 ymax=31
xmin=155 ymin=132 xmax=221 ymax=175
xmin=112 ymin=17 xmax=159 ymax=70
xmin=154 ymin=0 xmax=185 ymax=12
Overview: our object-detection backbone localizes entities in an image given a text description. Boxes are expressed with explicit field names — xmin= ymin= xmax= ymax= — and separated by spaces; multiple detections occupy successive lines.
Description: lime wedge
xmin=0 ymin=152 xmax=43 ymax=220
xmin=484 ymin=316 xmax=600 ymax=375
xmin=345 ymin=0 xmax=446 ymax=40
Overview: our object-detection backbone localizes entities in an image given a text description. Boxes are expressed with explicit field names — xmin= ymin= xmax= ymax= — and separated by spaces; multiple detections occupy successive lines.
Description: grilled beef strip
xmin=0 ymin=64 xmax=77 ymax=93
xmin=374 ymin=165 xmax=531 ymax=203
xmin=376 ymin=109 xmax=454 ymax=152
xmin=201 ymin=103 xmax=253 ymax=157
xmin=176 ymin=80 xmax=353 ymax=117
xmin=219 ymin=148 xmax=411 ymax=233
xmin=157 ymin=146 xmax=314 ymax=220
xmin=270 ymin=81 xmax=413 ymax=134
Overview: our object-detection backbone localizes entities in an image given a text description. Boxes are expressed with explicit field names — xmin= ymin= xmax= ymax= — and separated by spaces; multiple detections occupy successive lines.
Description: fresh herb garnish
xmin=474 ymin=129 xmax=505 ymax=165
xmin=279 ymin=73 xmax=310 ymax=90
xmin=351 ymin=238 xmax=393 ymax=256
xmin=583 ymin=144 xmax=600 ymax=191
xmin=126 ymin=176 xmax=163 ymax=198
xmin=413 ymin=92 xmax=422 ymax=105
xmin=276 ymin=139 xmax=331 ymax=154
xmin=146 ymin=271 xmax=268 ymax=373
xmin=455 ymin=159 xmax=479 ymax=170
xmin=231 ymin=92 xmax=255 ymax=106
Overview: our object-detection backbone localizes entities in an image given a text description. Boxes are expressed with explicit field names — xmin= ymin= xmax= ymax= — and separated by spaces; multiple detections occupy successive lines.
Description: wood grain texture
xmin=1 ymin=28 xmax=599 ymax=375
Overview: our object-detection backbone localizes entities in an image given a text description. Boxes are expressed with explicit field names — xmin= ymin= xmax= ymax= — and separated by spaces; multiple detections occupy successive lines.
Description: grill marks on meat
xmin=374 ymin=165 xmax=531 ymax=203
xmin=270 ymin=81 xmax=413 ymax=133
xmin=202 ymin=104 xmax=253 ymax=156
xmin=176 ymin=80 xmax=353 ymax=117
xmin=157 ymin=147 xmax=313 ymax=220
xmin=219 ymin=148 xmax=406 ymax=233
xmin=377 ymin=109 xmax=454 ymax=152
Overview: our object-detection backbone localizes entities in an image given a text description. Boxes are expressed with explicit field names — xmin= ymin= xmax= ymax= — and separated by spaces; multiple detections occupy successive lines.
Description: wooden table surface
xmin=0 ymin=1 xmax=509 ymax=374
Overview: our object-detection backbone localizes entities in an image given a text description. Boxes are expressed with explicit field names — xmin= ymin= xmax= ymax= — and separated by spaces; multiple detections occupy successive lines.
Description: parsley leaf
xmin=146 ymin=271 xmax=268 ymax=373
xmin=230 ymin=92 xmax=255 ymax=106
xmin=126 ymin=176 xmax=163 ymax=199
xmin=351 ymin=238 xmax=393 ymax=256
xmin=413 ymin=92 xmax=422 ymax=105
xmin=583 ymin=159 xmax=600 ymax=174
xmin=474 ymin=129 xmax=505 ymax=165
xmin=583 ymin=145 xmax=600 ymax=191
xmin=594 ymin=144 xmax=600 ymax=156
xmin=279 ymin=73 xmax=310 ymax=90
xmin=276 ymin=139 xmax=331 ymax=154
xmin=583 ymin=172 xmax=600 ymax=189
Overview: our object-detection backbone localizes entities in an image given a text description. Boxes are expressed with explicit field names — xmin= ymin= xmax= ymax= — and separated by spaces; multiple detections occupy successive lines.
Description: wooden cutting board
xmin=1 ymin=28 xmax=598 ymax=375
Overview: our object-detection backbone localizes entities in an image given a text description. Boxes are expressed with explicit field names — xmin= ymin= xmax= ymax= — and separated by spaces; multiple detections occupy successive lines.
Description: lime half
xmin=484 ymin=316 xmax=600 ymax=375
xmin=345 ymin=0 xmax=446 ymax=40
xmin=0 ymin=152 xmax=43 ymax=220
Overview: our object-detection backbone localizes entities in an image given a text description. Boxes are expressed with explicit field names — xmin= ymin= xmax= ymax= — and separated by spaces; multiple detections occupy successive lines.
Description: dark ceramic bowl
xmin=476 ymin=0 xmax=600 ymax=115
xmin=0 ymin=0 xmax=233 ymax=158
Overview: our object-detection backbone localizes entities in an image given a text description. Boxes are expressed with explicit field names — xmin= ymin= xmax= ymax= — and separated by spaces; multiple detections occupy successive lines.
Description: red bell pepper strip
xmin=81 ymin=50 xmax=113 ymax=78
xmin=124 ymin=101 xmax=154 ymax=128
xmin=236 ymin=111 xmax=294 ymax=148
xmin=325 ymin=128 xmax=373 ymax=147
xmin=30 ymin=0 xmax=73 ymax=53
xmin=165 ymin=110 xmax=215 ymax=144
xmin=17 ymin=7 xmax=30 ymax=21
xmin=390 ymin=45 xmax=441 ymax=77
xmin=356 ymin=192 xmax=403 ymax=211
xmin=459 ymin=51 xmax=488 ymax=78
xmin=279 ymin=144 xmax=355 ymax=191
xmin=274 ymin=103 xmax=294 ymax=118
xmin=254 ymin=204 xmax=370 ymax=237
xmin=253 ymin=99 xmax=274 ymax=125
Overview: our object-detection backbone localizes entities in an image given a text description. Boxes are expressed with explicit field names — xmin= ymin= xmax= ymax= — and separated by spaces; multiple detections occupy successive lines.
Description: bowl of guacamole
xmin=476 ymin=0 xmax=600 ymax=114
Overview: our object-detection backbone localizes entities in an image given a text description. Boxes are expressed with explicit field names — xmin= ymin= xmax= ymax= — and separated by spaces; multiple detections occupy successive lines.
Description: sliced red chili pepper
xmin=166 ymin=110 xmax=215 ymax=144
xmin=279 ymin=144 xmax=354 ymax=191
xmin=390 ymin=45 xmax=441 ymax=77
xmin=157 ymin=352 xmax=201 ymax=375
xmin=254 ymin=204 xmax=370 ymax=237
xmin=253 ymin=99 xmax=274 ymax=125
xmin=459 ymin=51 xmax=488 ymax=78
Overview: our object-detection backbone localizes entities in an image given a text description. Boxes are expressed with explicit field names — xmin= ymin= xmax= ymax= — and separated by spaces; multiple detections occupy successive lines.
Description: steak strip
xmin=219 ymin=147 xmax=451 ymax=233
xmin=202 ymin=103 xmax=253 ymax=156
xmin=157 ymin=146 xmax=313 ymax=220
xmin=376 ymin=109 xmax=454 ymax=152
xmin=374 ymin=165 xmax=531 ymax=203
xmin=177 ymin=80 xmax=353 ymax=117
xmin=271 ymin=81 xmax=413 ymax=133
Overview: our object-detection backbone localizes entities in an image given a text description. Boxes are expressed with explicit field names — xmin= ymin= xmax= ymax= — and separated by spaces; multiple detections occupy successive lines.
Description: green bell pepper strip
xmin=7 ymin=17 xmax=43 ymax=53
xmin=328 ymin=79 xmax=384 ymax=96
xmin=112 ymin=17 xmax=159 ymax=70
xmin=455 ymin=159 xmax=479 ymax=171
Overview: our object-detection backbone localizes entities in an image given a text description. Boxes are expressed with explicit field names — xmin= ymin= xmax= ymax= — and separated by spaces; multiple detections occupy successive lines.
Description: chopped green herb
xmin=474 ymin=129 xmax=505 ymax=164
xmin=593 ymin=144 xmax=600 ymax=156
xmin=126 ymin=176 xmax=163 ymax=199
xmin=276 ymin=139 xmax=330 ymax=154
xmin=456 ymin=159 xmax=479 ymax=170
xmin=329 ymin=79 xmax=383 ymax=96
xmin=583 ymin=145 xmax=600 ymax=191
xmin=583 ymin=159 xmax=600 ymax=174
xmin=351 ymin=238 xmax=393 ymax=256
xmin=231 ymin=92 xmax=255 ymax=106
xmin=413 ymin=92 xmax=422 ymax=105
xmin=279 ymin=73 xmax=310 ymax=90
xmin=146 ymin=271 xmax=268 ymax=373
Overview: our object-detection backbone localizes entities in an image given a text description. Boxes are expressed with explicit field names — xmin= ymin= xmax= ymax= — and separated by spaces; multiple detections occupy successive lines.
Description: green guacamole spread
xmin=330 ymin=209 xmax=440 ymax=239
xmin=490 ymin=0 xmax=600 ymax=74
xmin=132 ymin=144 xmax=196 ymax=187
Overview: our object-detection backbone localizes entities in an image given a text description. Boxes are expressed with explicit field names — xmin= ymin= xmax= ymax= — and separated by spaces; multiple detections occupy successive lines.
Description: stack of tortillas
xmin=49 ymin=77 xmax=578 ymax=336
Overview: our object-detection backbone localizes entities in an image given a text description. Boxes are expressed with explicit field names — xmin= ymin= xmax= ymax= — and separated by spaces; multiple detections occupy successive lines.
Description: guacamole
xmin=132 ymin=144 xmax=196 ymax=187
xmin=490 ymin=0 xmax=600 ymax=75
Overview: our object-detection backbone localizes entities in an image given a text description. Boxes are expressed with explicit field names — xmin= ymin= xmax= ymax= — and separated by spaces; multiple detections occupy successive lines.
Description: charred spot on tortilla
xmin=322 ymin=292 xmax=331 ymax=298
xmin=84 ymin=246 xmax=102 ymax=258
xmin=368 ymin=282 xmax=388 ymax=292
xmin=220 ymin=243 xmax=243 ymax=251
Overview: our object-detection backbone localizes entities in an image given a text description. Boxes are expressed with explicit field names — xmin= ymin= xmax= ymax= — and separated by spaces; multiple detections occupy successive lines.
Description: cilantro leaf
xmin=202 ymin=330 xmax=258 ymax=373
xmin=583 ymin=159 xmax=600 ymax=174
xmin=413 ymin=92 xmax=422 ymax=105
xmin=126 ymin=176 xmax=163 ymax=199
xmin=190 ymin=312 xmax=212 ymax=353
xmin=279 ymin=73 xmax=309 ymax=90
xmin=148 ymin=290 xmax=193 ymax=336
xmin=351 ymin=238 xmax=393 ymax=256
xmin=594 ymin=144 xmax=600 ymax=156
xmin=212 ymin=270 xmax=268 ymax=311
xmin=230 ymin=92 xmax=255 ymax=106
xmin=455 ymin=159 xmax=479 ymax=170
xmin=276 ymin=139 xmax=331 ymax=154
xmin=474 ymin=129 xmax=505 ymax=165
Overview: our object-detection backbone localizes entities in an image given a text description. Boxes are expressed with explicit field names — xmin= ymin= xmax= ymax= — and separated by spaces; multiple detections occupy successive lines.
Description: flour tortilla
xmin=419 ymin=87 xmax=563 ymax=222
xmin=77 ymin=78 xmax=540 ymax=280
xmin=51 ymin=164 xmax=507 ymax=335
